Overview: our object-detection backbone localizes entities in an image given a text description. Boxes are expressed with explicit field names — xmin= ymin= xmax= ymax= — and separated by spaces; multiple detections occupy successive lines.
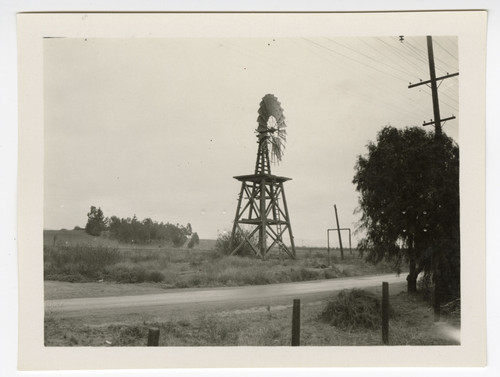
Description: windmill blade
xmin=256 ymin=93 xmax=288 ymax=163
xmin=257 ymin=94 xmax=287 ymax=131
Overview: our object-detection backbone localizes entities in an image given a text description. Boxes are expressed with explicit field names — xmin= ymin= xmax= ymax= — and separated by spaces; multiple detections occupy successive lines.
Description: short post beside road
xmin=382 ymin=282 xmax=389 ymax=345
xmin=147 ymin=327 xmax=160 ymax=346
xmin=434 ymin=280 xmax=441 ymax=322
xmin=291 ymin=299 xmax=301 ymax=346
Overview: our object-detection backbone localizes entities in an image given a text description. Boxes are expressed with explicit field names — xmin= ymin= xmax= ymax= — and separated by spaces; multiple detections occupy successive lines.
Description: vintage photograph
xmin=14 ymin=10 xmax=489 ymax=371
xmin=43 ymin=35 xmax=460 ymax=347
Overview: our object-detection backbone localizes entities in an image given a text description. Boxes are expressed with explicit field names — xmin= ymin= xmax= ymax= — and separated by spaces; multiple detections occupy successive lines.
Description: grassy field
xmin=44 ymin=288 xmax=460 ymax=347
xmin=44 ymin=230 xmax=459 ymax=347
xmin=44 ymin=229 xmax=397 ymax=291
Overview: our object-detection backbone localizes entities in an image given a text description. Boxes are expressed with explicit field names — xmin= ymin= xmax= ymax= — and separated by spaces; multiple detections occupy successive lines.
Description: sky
xmin=44 ymin=36 xmax=459 ymax=246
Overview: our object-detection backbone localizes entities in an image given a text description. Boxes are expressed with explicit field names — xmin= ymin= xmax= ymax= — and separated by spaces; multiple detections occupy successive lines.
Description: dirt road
xmin=46 ymin=273 xmax=406 ymax=315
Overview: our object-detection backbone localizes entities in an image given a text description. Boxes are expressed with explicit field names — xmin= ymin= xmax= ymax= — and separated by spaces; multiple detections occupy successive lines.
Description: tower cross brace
xmin=229 ymin=173 xmax=296 ymax=259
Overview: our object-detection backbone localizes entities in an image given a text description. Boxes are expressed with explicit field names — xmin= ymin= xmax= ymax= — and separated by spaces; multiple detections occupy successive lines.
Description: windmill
xmin=229 ymin=94 xmax=296 ymax=259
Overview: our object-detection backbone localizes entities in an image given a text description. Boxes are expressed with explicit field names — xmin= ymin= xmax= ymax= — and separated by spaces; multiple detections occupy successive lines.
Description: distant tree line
xmin=85 ymin=206 xmax=197 ymax=247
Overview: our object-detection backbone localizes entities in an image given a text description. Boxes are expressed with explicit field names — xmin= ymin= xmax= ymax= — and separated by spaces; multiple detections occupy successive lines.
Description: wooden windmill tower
xmin=229 ymin=94 xmax=296 ymax=259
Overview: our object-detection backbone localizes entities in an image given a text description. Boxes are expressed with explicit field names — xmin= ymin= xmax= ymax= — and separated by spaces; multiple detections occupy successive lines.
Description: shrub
xmin=105 ymin=264 xmax=147 ymax=283
xmin=323 ymin=267 xmax=341 ymax=279
xmin=320 ymin=289 xmax=394 ymax=330
xmin=147 ymin=271 xmax=165 ymax=283
xmin=417 ymin=272 xmax=433 ymax=300
xmin=289 ymin=267 xmax=322 ymax=282
xmin=187 ymin=232 xmax=200 ymax=249
xmin=215 ymin=229 xmax=258 ymax=257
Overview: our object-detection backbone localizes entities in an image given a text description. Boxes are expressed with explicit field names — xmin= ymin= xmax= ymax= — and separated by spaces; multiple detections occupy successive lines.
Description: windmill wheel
xmin=256 ymin=94 xmax=287 ymax=163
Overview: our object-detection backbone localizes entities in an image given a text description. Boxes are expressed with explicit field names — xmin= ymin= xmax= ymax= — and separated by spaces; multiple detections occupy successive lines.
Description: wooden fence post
xmin=434 ymin=279 xmax=441 ymax=322
xmin=382 ymin=282 xmax=389 ymax=345
xmin=291 ymin=299 xmax=300 ymax=346
xmin=147 ymin=327 xmax=160 ymax=346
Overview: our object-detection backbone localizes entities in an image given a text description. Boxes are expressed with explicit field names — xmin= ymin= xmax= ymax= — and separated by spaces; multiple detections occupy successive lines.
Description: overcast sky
xmin=44 ymin=36 xmax=458 ymax=246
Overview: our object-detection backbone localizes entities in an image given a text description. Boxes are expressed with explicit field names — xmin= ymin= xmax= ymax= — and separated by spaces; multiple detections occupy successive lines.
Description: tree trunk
xmin=407 ymin=258 xmax=418 ymax=293
xmin=407 ymin=237 xmax=418 ymax=293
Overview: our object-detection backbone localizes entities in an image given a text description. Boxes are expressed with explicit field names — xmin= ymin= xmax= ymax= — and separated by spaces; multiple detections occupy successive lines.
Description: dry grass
xmin=44 ymin=290 xmax=460 ymax=347
xmin=44 ymin=230 xmax=396 ymax=291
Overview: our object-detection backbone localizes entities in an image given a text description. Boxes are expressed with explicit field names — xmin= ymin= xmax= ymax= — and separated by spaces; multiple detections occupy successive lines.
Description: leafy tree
xmin=106 ymin=214 xmax=193 ymax=247
xmin=167 ymin=223 xmax=189 ymax=247
xmin=187 ymin=232 xmax=200 ymax=249
xmin=85 ymin=206 xmax=107 ymax=236
xmin=353 ymin=126 xmax=459 ymax=297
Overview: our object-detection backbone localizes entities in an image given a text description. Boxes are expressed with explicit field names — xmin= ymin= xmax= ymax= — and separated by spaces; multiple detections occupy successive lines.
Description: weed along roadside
xmin=44 ymin=277 xmax=460 ymax=347
xmin=43 ymin=230 xmax=460 ymax=347
xmin=295 ymin=283 xmax=388 ymax=347
xmin=43 ymin=230 xmax=396 ymax=294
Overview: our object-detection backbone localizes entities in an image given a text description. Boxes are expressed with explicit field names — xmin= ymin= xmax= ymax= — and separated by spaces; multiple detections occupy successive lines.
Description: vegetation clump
xmin=320 ymin=289 xmax=394 ymax=330
xmin=84 ymin=205 xmax=194 ymax=247
xmin=44 ymin=244 xmax=168 ymax=283
xmin=187 ymin=232 xmax=200 ymax=249
xmin=353 ymin=126 xmax=460 ymax=299
xmin=215 ymin=229 xmax=258 ymax=257
xmin=85 ymin=206 xmax=106 ymax=236
xmin=44 ymin=244 xmax=120 ymax=282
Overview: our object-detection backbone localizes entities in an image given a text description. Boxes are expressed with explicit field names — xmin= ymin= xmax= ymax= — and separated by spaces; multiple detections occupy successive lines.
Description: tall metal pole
xmin=334 ymin=205 xmax=344 ymax=260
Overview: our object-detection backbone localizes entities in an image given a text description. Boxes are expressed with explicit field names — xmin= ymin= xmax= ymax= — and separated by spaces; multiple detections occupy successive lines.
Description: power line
xmin=224 ymin=39 xmax=427 ymax=121
xmin=326 ymin=38 xmax=412 ymax=78
xmin=405 ymin=38 xmax=457 ymax=74
xmin=303 ymin=38 xmax=409 ymax=83
xmin=433 ymin=39 xmax=458 ymax=62
xmin=375 ymin=37 xmax=430 ymax=78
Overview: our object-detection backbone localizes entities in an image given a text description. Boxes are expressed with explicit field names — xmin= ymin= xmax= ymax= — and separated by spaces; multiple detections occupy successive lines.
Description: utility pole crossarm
xmin=423 ymin=115 xmax=456 ymax=127
xmin=408 ymin=35 xmax=458 ymax=139
xmin=408 ymin=72 xmax=459 ymax=88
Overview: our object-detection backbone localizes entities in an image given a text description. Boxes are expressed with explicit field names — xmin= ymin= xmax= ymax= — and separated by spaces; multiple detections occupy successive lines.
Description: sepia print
xmin=17 ymin=12 xmax=486 ymax=369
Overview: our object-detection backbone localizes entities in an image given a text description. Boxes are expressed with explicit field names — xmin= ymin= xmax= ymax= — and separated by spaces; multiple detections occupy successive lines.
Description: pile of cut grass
xmin=320 ymin=289 xmax=394 ymax=330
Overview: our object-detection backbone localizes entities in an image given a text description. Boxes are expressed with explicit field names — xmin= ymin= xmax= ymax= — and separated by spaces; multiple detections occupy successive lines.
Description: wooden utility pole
xmin=427 ymin=35 xmax=442 ymax=138
xmin=408 ymin=36 xmax=458 ymax=139
xmin=334 ymin=205 xmax=344 ymax=260
xmin=408 ymin=36 xmax=459 ymax=322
